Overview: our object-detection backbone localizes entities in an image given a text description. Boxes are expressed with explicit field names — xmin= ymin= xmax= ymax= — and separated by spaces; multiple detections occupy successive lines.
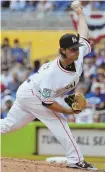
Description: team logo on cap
xmin=72 ymin=37 xmax=77 ymax=43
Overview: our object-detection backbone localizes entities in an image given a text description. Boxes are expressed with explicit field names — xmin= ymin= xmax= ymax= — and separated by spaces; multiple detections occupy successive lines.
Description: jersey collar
xmin=57 ymin=56 xmax=76 ymax=73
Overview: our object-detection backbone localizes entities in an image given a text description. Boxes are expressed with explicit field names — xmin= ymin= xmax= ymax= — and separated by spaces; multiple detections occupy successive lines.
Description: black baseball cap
xmin=59 ymin=33 xmax=83 ymax=49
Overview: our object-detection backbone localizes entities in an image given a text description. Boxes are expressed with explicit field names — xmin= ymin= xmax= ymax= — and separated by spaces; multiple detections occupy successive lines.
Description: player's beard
xmin=68 ymin=53 xmax=79 ymax=61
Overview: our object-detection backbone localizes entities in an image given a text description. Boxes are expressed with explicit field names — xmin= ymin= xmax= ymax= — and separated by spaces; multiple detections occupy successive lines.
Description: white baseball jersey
xmin=30 ymin=38 xmax=91 ymax=105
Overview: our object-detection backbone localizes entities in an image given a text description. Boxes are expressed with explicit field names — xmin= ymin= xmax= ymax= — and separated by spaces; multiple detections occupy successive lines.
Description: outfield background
xmin=1 ymin=2 xmax=105 ymax=170
xmin=1 ymin=122 xmax=105 ymax=169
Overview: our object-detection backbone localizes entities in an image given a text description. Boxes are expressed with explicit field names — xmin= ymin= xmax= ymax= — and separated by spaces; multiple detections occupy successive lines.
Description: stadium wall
xmin=1 ymin=30 xmax=76 ymax=63
xmin=1 ymin=122 xmax=105 ymax=157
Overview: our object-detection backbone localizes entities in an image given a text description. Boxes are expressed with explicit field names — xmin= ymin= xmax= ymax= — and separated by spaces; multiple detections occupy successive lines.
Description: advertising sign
xmin=37 ymin=128 xmax=105 ymax=156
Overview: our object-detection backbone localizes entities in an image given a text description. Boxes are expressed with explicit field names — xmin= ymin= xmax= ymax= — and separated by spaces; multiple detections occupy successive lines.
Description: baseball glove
xmin=64 ymin=93 xmax=87 ymax=113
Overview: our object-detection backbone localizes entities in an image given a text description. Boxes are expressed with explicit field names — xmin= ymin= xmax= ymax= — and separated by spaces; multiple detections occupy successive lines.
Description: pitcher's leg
xmin=36 ymin=111 xmax=84 ymax=164
xmin=21 ymin=92 xmax=84 ymax=164
xmin=0 ymin=100 xmax=35 ymax=134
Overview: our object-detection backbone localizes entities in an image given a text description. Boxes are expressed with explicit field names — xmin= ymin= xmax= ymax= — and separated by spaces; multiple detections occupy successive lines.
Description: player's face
xmin=65 ymin=47 xmax=79 ymax=61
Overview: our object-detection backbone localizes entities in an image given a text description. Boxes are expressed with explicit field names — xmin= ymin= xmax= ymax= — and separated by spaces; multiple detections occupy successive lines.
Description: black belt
xmin=27 ymin=78 xmax=31 ymax=83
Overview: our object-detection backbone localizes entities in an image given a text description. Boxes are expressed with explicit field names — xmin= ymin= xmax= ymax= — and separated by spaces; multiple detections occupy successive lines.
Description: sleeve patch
xmin=42 ymin=88 xmax=52 ymax=98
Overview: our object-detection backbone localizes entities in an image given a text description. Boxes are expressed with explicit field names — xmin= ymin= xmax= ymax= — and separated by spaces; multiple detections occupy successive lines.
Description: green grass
xmin=2 ymin=155 xmax=105 ymax=170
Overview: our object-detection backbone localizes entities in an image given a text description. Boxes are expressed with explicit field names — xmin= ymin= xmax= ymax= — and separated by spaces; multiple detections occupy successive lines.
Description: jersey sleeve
xmin=40 ymin=79 xmax=54 ymax=105
xmin=79 ymin=37 xmax=91 ymax=57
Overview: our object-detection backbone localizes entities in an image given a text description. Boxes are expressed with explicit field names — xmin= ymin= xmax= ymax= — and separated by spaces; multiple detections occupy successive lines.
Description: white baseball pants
xmin=0 ymin=81 xmax=84 ymax=164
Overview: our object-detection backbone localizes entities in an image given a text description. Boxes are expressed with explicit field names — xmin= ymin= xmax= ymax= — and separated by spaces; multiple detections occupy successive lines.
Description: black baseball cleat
xmin=66 ymin=160 xmax=98 ymax=171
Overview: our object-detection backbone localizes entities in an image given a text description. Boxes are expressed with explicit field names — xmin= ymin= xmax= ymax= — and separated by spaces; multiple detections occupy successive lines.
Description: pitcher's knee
xmin=0 ymin=119 xmax=11 ymax=134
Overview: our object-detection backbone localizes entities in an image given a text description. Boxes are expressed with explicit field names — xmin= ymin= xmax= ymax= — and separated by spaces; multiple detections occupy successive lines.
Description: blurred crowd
xmin=68 ymin=40 xmax=105 ymax=123
xmin=73 ymin=46 xmax=105 ymax=123
xmin=1 ymin=37 xmax=41 ymax=119
xmin=1 ymin=1 xmax=105 ymax=13
xmin=1 ymin=1 xmax=105 ymax=123
xmin=1 ymin=37 xmax=105 ymax=123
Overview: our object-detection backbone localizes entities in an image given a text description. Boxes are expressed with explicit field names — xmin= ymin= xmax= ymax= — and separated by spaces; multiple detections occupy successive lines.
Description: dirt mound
xmin=1 ymin=157 xmax=103 ymax=172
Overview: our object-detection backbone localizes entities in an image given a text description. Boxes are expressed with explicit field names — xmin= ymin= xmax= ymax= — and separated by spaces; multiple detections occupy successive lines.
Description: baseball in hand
xmin=71 ymin=0 xmax=83 ymax=15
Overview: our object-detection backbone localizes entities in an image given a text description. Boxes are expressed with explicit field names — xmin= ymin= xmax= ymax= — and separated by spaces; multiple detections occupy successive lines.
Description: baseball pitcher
xmin=0 ymin=1 xmax=97 ymax=170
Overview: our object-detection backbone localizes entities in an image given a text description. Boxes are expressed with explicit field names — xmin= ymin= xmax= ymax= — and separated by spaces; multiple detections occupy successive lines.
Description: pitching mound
xmin=1 ymin=157 xmax=103 ymax=172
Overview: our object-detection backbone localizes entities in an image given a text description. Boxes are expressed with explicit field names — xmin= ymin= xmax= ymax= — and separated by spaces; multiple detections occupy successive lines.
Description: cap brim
xmin=70 ymin=43 xmax=84 ymax=48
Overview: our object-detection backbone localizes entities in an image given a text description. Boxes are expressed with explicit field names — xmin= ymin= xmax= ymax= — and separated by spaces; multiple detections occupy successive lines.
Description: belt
xmin=27 ymin=78 xmax=31 ymax=83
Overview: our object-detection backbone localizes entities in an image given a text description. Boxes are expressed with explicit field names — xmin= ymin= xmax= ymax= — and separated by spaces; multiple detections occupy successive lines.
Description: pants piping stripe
xmin=53 ymin=111 xmax=80 ymax=162
xmin=34 ymin=93 xmax=81 ymax=162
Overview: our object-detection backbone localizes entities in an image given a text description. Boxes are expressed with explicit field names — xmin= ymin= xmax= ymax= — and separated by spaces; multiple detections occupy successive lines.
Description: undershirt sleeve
xmin=79 ymin=37 xmax=91 ymax=57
